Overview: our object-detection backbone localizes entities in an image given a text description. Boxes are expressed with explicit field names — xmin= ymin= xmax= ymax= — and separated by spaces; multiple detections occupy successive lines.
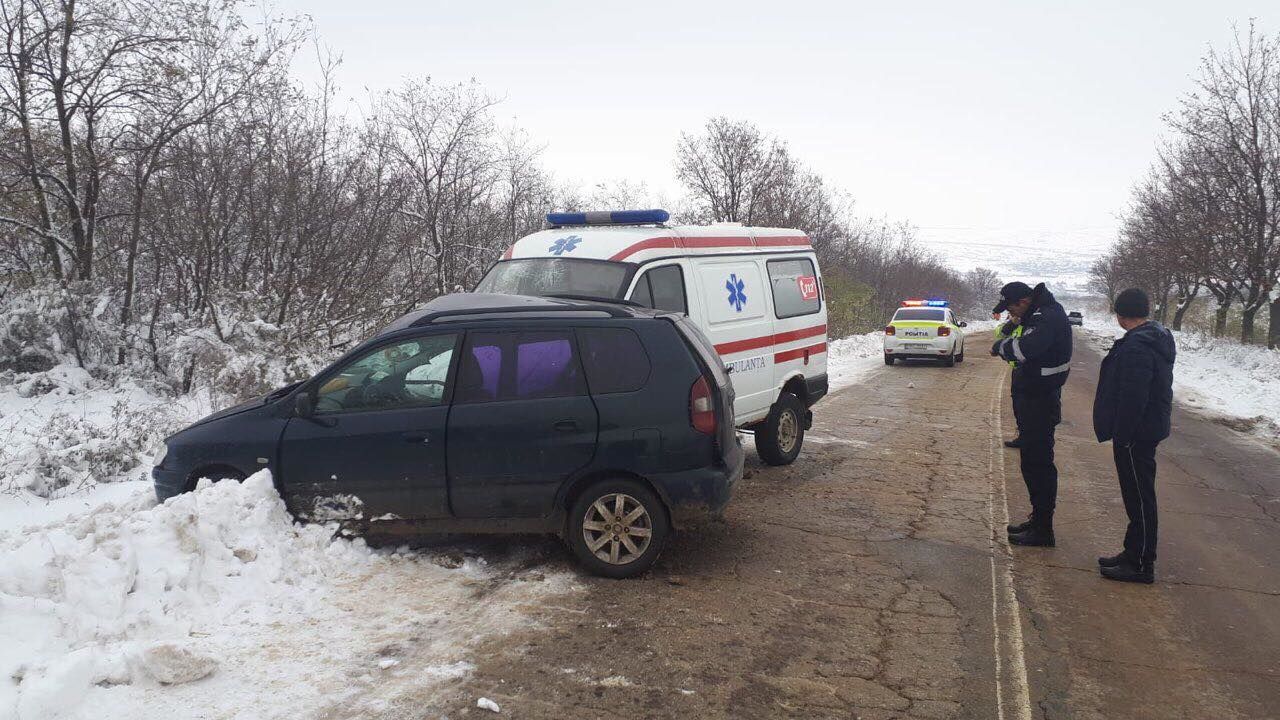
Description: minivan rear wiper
xmin=544 ymin=293 xmax=645 ymax=308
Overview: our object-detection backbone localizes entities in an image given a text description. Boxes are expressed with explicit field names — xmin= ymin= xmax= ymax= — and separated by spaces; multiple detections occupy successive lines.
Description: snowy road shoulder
xmin=1080 ymin=316 xmax=1280 ymax=441
xmin=0 ymin=471 xmax=576 ymax=719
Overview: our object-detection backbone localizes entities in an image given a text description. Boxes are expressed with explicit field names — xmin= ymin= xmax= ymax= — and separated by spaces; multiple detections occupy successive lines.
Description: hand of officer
xmin=990 ymin=340 xmax=1003 ymax=357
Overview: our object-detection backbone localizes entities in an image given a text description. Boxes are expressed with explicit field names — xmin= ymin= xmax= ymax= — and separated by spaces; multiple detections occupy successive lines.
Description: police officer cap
xmin=992 ymin=281 xmax=1034 ymax=314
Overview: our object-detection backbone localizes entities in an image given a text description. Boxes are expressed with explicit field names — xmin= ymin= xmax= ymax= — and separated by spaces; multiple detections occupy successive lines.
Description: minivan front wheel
xmin=756 ymin=391 xmax=805 ymax=466
xmin=568 ymin=479 xmax=669 ymax=579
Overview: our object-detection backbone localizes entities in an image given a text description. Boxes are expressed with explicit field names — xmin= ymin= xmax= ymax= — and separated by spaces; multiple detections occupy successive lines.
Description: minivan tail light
xmin=690 ymin=376 xmax=717 ymax=435
xmin=937 ymin=325 xmax=951 ymax=337
xmin=884 ymin=325 xmax=896 ymax=336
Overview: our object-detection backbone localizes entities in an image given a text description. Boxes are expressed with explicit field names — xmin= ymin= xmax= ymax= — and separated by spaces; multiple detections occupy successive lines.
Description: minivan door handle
xmin=402 ymin=431 xmax=430 ymax=444
xmin=553 ymin=420 xmax=579 ymax=432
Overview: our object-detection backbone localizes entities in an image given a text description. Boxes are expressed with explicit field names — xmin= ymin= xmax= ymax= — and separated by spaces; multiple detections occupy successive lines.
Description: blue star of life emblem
xmin=548 ymin=235 xmax=582 ymax=255
xmin=726 ymin=273 xmax=747 ymax=312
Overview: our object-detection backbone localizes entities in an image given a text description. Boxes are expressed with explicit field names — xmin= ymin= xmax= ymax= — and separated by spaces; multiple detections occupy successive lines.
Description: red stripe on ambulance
xmin=714 ymin=324 xmax=827 ymax=356
xmin=609 ymin=235 xmax=812 ymax=261
xmin=773 ymin=341 xmax=827 ymax=364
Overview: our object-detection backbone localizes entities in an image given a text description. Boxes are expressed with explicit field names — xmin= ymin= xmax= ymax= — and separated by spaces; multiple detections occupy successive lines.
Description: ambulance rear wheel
xmin=757 ymin=392 xmax=805 ymax=466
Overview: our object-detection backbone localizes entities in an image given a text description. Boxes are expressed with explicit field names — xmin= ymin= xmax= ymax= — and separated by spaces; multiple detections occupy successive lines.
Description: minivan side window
xmin=456 ymin=331 xmax=588 ymax=403
xmin=579 ymin=328 xmax=651 ymax=394
xmin=767 ymin=258 xmax=821 ymax=319
xmin=630 ymin=265 xmax=687 ymax=314
xmin=315 ymin=334 xmax=457 ymax=414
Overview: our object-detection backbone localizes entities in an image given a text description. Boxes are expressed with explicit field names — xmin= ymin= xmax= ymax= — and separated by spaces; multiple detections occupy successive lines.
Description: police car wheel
xmin=944 ymin=352 xmax=956 ymax=367
xmin=568 ymin=479 xmax=669 ymax=579
xmin=884 ymin=355 xmax=895 ymax=366
xmin=757 ymin=392 xmax=805 ymax=466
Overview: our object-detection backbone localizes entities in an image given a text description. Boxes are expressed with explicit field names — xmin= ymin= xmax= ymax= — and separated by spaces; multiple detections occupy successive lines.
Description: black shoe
xmin=1097 ymin=552 xmax=1127 ymax=568
xmin=1100 ymin=559 xmax=1154 ymax=584
xmin=1004 ymin=437 xmax=1022 ymax=449
xmin=1008 ymin=527 xmax=1055 ymax=547
xmin=1006 ymin=515 xmax=1033 ymax=534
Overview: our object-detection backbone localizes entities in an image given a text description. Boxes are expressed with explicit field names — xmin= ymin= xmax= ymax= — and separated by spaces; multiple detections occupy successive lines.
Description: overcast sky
xmin=270 ymin=0 xmax=1273 ymax=253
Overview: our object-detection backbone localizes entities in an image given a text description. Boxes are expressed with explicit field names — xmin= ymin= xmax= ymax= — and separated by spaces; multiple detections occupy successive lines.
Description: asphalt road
xmin=410 ymin=330 xmax=1279 ymax=719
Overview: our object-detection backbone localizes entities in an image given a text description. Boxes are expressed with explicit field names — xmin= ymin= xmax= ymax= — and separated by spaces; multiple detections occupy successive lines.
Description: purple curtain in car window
xmin=517 ymin=339 xmax=571 ymax=397
xmin=470 ymin=345 xmax=502 ymax=399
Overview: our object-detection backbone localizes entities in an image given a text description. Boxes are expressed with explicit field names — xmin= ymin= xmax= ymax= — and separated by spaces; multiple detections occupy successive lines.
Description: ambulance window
xmin=631 ymin=265 xmax=687 ymax=314
xmin=767 ymin=258 xmax=821 ymax=318
xmin=648 ymin=266 xmax=687 ymax=314
xmin=630 ymin=276 xmax=654 ymax=307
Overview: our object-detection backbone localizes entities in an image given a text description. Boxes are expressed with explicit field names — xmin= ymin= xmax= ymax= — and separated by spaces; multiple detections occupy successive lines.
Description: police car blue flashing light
xmin=546 ymin=209 xmax=670 ymax=227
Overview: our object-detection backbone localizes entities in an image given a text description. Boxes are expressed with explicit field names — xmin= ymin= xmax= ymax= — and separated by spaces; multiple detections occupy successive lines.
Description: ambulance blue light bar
xmin=546 ymin=209 xmax=670 ymax=226
xmin=902 ymin=298 xmax=950 ymax=307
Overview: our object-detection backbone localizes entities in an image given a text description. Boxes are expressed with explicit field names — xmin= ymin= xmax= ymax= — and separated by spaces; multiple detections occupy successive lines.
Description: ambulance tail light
xmin=937 ymin=325 xmax=951 ymax=337
xmin=884 ymin=325 xmax=896 ymax=336
xmin=690 ymin=376 xmax=717 ymax=435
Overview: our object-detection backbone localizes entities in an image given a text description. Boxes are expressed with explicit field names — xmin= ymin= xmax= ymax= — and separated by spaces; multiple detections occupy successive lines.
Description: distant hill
xmin=917 ymin=227 xmax=1109 ymax=299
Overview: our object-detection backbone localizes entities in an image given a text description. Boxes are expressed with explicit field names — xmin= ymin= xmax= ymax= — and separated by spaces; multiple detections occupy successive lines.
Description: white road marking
xmin=988 ymin=372 xmax=1034 ymax=720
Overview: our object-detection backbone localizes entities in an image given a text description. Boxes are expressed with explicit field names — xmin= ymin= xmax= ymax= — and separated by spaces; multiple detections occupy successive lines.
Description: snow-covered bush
xmin=0 ymin=397 xmax=180 ymax=497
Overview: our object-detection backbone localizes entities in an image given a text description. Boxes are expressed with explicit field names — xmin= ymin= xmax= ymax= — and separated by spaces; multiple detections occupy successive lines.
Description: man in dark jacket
xmin=990 ymin=281 xmax=1073 ymax=547
xmin=1093 ymin=288 xmax=1175 ymax=584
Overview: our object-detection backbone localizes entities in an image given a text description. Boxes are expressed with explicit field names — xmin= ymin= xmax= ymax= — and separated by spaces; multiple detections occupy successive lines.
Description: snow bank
xmin=1082 ymin=313 xmax=1280 ymax=440
xmin=0 ymin=472 xmax=573 ymax=719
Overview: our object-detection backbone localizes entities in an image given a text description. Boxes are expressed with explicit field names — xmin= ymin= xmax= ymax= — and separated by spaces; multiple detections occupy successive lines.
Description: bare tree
xmin=675 ymin=117 xmax=785 ymax=224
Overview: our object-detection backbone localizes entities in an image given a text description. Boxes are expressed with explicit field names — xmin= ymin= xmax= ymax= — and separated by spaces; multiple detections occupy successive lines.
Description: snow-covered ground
xmin=1080 ymin=312 xmax=1280 ymax=441
xmin=0 ymin=472 xmax=574 ymax=719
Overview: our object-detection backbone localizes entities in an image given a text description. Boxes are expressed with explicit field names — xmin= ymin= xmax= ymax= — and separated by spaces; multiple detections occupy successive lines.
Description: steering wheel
xmin=362 ymin=379 xmax=406 ymax=406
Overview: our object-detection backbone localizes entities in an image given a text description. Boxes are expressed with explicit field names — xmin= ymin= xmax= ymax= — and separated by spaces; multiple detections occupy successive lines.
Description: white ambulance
xmin=476 ymin=209 xmax=828 ymax=465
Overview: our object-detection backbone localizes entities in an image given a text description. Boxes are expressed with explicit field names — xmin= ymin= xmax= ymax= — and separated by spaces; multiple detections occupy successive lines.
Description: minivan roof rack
xmin=403 ymin=293 xmax=634 ymax=328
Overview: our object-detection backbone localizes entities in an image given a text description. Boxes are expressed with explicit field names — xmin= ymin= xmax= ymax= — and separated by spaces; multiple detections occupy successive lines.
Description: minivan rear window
xmin=476 ymin=258 xmax=630 ymax=299
xmin=579 ymin=328 xmax=651 ymax=394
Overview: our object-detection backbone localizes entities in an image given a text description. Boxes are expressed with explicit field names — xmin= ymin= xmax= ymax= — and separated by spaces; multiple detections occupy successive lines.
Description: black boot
xmin=1004 ymin=437 xmax=1022 ymax=449
xmin=1100 ymin=558 xmax=1154 ymax=584
xmin=1097 ymin=552 xmax=1127 ymax=568
xmin=1006 ymin=514 xmax=1033 ymax=534
xmin=1009 ymin=515 xmax=1054 ymax=547
xmin=1008 ymin=526 xmax=1055 ymax=546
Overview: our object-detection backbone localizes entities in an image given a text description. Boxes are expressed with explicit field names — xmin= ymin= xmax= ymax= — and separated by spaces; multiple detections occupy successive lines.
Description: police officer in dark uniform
xmin=990 ymin=281 xmax=1073 ymax=547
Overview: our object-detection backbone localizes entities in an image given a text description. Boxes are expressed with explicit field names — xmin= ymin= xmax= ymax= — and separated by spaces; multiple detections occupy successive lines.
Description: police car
xmin=883 ymin=299 xmax=968 ymax=367
xmin=477 ymin=209 xmax=827 ymax=466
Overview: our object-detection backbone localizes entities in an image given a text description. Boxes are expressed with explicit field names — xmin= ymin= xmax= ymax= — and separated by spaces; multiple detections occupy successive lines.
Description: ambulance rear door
xmin=764 ymin=254 xmax=827 ymax=393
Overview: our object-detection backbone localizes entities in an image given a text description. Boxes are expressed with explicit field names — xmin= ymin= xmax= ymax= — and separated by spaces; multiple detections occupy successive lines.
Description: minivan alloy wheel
xmin=582 ymin=493 xmax=653 ymax=565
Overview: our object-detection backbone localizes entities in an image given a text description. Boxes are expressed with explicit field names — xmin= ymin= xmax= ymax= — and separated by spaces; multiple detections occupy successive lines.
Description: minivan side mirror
xmin=295 ymin=392 xmax=315 ymax=418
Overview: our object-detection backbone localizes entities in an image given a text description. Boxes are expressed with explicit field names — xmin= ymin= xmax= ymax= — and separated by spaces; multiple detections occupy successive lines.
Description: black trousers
xmin=1012 ymin=385 xmax=1061 ymax=524
xmin=1113 ymin=442 xmax=1158 ymax=567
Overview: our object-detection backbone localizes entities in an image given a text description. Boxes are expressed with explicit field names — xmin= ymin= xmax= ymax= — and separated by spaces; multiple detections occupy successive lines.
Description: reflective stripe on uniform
xmin=1041 ymin=362 xmax=1071 ymax=376
xmin=1011 ymin=338 xmax=1027 ymax=362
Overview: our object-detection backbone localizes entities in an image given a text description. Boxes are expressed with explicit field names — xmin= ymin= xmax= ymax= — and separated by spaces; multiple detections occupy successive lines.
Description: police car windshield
xmin=894 ymin=308 xmax=946 ymax=321
xmin=476 ymin=259 xmax=630 ymax=299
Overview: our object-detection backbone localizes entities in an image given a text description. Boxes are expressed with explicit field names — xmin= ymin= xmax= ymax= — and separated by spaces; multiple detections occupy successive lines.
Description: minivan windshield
xmin=476 ymin=258 xmax=630 ymax=299
xmin=893 ymin=308 xmax=947 ymax=322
